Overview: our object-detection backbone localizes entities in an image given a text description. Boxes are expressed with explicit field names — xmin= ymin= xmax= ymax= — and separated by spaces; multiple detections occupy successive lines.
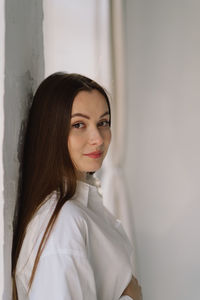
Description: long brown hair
xmin=12 ymin=72 xmax=111 ymax=299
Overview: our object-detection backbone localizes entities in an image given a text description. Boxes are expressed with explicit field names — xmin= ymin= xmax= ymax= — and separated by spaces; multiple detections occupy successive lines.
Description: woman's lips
xmin=84 ymin=151 xmax=103 ymax=159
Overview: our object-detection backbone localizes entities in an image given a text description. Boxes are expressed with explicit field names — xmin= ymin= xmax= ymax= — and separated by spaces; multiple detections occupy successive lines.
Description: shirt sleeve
xmin=28 ymin=251 xmax=135 ymax=300
xmin=29 ymin=251 xmax=97 ymax=300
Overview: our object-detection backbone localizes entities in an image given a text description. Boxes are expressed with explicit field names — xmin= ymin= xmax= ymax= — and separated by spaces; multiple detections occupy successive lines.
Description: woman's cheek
xmin=73 ymin=134 xmax=87 ymax=149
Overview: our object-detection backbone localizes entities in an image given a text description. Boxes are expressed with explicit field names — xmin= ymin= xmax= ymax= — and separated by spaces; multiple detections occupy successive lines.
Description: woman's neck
xmin=76 ymin=171 xmax=87 ymax=182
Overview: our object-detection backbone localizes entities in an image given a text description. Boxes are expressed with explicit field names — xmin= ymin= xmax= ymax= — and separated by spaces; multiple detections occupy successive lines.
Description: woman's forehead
xmin=71 ymin=90 xmax=109 ymax=115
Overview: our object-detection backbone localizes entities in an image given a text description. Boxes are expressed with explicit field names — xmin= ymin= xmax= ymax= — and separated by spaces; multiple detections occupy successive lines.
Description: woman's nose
xmin=88 ymin=127 xmax=104 ymax=146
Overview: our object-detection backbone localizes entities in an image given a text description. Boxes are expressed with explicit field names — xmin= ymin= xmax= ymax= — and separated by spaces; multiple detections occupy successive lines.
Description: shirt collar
xmin=72 ymin=180 xmax=91 ymax=207
xmin=71 ymin=179 xmax=103 ymax=207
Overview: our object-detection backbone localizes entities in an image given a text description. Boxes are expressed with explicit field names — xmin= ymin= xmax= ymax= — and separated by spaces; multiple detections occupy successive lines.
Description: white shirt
xmin=16 ymin=180 xmax=135 ymax=300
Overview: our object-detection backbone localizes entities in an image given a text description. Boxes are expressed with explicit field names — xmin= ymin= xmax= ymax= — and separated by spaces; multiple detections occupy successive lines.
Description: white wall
xmin=43 ymin=0 xmax=96 ymax=77
xmin=3 ymin=1 xmax=44 ymax=298
xmin=43 ymin=0 xmax=111 ymax=90
xmin=124 ymin=0 xmax=200 ymax=299
xmin=0 ymin=0 xmax=5 ymax=298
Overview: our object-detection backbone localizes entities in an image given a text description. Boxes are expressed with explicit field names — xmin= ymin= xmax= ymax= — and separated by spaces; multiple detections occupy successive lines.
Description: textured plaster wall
xmin=0 ymin=0 xmax=5 ymax=298
xmin=124 ymin=0 xmax=200 ymax=299
xmin=3 ymin=0 xmax=44 ymax=298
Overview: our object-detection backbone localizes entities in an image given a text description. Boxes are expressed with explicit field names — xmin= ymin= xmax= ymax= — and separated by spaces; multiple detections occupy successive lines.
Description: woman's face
xmin=68 ymin=89 xmax=111 ymax=179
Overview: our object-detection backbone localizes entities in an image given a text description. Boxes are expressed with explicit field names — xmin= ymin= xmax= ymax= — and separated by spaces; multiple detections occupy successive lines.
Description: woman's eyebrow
xmin=100 ymin=111 xmax=110 ymax=118
xmin=71 ymin=111 xmax=110 ymax=119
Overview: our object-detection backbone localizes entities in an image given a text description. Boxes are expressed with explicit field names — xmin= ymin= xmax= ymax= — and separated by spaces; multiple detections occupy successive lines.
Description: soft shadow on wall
xmin=3 ymin=0 xmax=44 ymax=299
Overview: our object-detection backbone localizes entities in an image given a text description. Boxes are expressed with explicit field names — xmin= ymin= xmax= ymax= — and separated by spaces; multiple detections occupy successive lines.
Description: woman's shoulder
xmin=16 ymin=193 xmax=88 ymax=275
xmin=36 ymin=189 xmax=88 ymax=226
xmin=24 ymin=191 xmax=89 ymax=251
xmin=54 ymin=198 xmax=88 ymax=233
xmin=44 ymin=195 xmax=89 ymax=251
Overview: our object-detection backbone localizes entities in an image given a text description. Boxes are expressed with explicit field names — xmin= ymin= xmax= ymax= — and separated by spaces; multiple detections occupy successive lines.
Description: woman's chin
xmin=83 ymin=165 xmax=102 ymax=173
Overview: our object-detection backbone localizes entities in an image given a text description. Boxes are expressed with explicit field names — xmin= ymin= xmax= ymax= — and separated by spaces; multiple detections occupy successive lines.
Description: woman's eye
xmin=98 ymin=120 xmax=110 ymax=127
xmin=72 ymin=122 xmax=85 ymax=129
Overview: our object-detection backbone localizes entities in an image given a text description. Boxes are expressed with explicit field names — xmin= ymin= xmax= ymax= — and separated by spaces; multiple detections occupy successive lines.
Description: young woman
xmin=12 ymin=73 xmax=142 ymax=300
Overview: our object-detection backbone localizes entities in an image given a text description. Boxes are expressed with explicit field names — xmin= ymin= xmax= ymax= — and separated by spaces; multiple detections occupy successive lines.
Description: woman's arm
xmin=28 ymin=252 xmax=140 ymax=300
xmin=28 ymin=252 xmax=97 ymax=300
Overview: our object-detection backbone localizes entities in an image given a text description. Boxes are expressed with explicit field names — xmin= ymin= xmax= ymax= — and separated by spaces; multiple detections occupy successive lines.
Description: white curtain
xmin=100 ymin=0 xmax=138 ymax=276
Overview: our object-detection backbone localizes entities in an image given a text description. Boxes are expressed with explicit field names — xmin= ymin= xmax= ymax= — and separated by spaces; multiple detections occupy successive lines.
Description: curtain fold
xmin=101 ymin=0 xmax=138 ymax=276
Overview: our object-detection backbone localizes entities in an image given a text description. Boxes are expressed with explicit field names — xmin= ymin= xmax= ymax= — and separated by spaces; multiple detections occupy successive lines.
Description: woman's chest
xmin=85 ymin=205 xmax=134 ymax=299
